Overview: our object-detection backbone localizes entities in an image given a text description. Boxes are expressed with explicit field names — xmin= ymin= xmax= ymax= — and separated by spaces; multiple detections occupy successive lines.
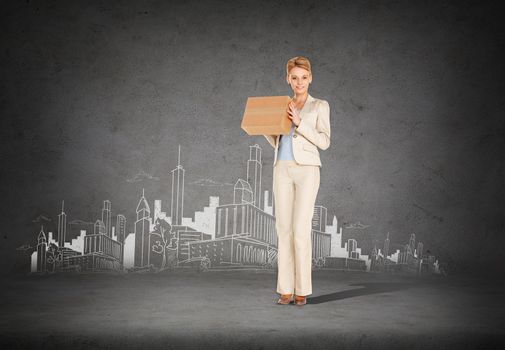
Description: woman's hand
xmin=287 ymin=101 xmax=301 ymax=127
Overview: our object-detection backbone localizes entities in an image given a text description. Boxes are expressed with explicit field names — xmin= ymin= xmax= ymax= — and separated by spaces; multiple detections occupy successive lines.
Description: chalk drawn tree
xmin=46 ymin=243 xmax=62 ymax=273
xmin=151 ymin=218 xmax=178 ymax=269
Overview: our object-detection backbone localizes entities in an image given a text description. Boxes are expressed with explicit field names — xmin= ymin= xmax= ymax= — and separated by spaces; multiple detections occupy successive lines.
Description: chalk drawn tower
xmin=57 ymin=200 xmax=67 ymax=248
xmin=116 ymin=214 xmax=126 ymax=244
xmin=135 ymin=189 xmax=151 ymax=267
xmin=171 ymin=145 xmax=185 ymax=226
xmin=101 ymin=200 xmax=112 ymax=238
xmin=246 ymin=144 xmax=262 ymax=209
xmin=37 ymin=225 xmax=47 ymax=273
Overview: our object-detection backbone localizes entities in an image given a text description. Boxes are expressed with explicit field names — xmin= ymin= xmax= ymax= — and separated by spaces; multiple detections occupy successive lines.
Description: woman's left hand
xmin=287 ymin=101 xmax=301 ymax=127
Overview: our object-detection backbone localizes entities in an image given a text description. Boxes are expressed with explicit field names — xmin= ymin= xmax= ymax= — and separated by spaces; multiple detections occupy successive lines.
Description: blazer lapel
xmin=299 ymin=94 xmax=315 ymax=120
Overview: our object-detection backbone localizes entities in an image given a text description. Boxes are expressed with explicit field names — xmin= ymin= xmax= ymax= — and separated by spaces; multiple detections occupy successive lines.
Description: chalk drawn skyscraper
xmin=116 ymin=214 xmax=126 ymax=243
xmin=135 ymin=189 xmax=151 ymax=267
xmin=37 ymin=225 xmax=47 ymax=273
xmin=383 ymin=232 xmax=390 ymax=260
xmin=102 ymin=200 xmax=112 ymax=237
xmin=171 ymin=145 xmax=185 ymax=226
xmin=246 ymin=144 xmax=262 ymax=209
xmin=57 ymin=200 xmax=67 ymax=248
xmin=409 ymin=233 xmax=416 ymax=253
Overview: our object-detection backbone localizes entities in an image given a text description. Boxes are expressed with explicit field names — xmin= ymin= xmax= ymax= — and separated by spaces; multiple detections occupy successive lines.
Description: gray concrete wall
xmin=1 ymin=0 xmax=504 ymax=275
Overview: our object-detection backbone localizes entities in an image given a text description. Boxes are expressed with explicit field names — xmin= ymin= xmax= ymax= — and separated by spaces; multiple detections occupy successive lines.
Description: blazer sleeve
xmin=263 ymin=135 xmax=277 ymax=149
xmin=295 ymin=100 xmax=331 ymax=150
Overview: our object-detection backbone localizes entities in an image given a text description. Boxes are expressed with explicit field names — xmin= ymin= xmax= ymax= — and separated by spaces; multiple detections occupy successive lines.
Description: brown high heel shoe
xmin=294 ymin=295 xmax=307 ymax=306
xmin=277 ymin=294 xmax=294 ymax=305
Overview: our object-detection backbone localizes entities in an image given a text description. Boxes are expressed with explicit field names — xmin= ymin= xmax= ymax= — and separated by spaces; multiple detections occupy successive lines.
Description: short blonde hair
xmin=286 ymin=56 xmax=312 ymax=76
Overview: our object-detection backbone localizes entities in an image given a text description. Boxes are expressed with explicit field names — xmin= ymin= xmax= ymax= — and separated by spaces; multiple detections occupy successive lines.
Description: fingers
xmin=287 ymin=107 xmax=298 ymax=117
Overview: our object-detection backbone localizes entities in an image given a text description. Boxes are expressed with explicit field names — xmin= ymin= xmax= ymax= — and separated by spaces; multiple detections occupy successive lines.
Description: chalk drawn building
xmin=134 ymin=189 xmax=152 ymax=268
xmin=36 ymin=226 xmax=47 ymax=273
xmin=311 ymin=205 xmax=332 ymax=260
xmin=188 ymin=192 xmax=277 ymax=267
xmin=188 ymin=145 xmax=277 ymax=268
xmin=32 ymin=200 xmax=125 ymax=273
xmin=396 ymin=233 xmax=424 ymax=274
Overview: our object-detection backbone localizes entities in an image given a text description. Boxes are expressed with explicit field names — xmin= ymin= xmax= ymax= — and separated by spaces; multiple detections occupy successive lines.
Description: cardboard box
xmin=241 ymin=96 xmax=292 ymax=135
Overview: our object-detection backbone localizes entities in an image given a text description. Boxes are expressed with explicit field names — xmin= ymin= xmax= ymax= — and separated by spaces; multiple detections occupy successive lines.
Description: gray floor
xmin=1 ymin=269 xmax=504 ymax=349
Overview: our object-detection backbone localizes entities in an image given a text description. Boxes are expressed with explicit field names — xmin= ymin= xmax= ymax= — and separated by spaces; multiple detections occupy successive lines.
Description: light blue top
xmin=277 ymin=123 xmax=296 ymax=160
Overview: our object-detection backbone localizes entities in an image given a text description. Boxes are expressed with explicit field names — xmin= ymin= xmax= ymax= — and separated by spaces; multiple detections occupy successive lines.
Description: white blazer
xmin=264 ymin=94 xmax=330 ymax=167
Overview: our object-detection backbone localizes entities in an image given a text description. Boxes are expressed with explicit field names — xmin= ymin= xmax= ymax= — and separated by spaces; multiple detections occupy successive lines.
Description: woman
xmin=264 ymin=56 xmax=331 ymax=306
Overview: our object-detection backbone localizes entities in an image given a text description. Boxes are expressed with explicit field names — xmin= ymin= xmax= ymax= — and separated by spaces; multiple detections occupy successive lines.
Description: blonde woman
xmin=264 ymin=56 xmax=331 ymax=306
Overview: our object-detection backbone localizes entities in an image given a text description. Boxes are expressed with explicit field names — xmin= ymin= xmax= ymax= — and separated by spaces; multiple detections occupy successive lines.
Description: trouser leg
xmin=292 ymin=165 xmax=320 ymax=296
xmin=273 ymin=161 xmax=295 ymax=294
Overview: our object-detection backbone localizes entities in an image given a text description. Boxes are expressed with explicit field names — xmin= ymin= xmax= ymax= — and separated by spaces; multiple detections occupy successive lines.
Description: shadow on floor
xmin=308 ymin=282 xmax=425 ymax=305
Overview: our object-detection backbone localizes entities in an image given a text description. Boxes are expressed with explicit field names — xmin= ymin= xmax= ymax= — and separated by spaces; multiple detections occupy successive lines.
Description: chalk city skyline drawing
xmin=25 ymin=144 xmax=442 ymax=276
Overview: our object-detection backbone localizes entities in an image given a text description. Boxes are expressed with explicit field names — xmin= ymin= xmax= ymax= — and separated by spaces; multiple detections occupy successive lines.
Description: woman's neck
xmin=292 ymin=92 xmax=309 ymax=107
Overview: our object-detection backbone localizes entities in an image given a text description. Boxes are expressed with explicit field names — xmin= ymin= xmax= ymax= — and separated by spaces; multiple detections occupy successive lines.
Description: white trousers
xmin=273 ymin=160 xmax=320 ymax=296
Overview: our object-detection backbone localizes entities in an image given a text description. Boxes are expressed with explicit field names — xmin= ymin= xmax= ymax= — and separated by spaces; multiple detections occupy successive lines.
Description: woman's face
xmin=287 ymin=66 xmax=312 ymax=95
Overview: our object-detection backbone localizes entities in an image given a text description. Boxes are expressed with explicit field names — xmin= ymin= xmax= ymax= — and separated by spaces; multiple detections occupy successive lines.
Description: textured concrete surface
xmin=1 ymin=270 xmax=504 ymax=349
xmin=2 ymin=0 xmax=505 ymax=277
